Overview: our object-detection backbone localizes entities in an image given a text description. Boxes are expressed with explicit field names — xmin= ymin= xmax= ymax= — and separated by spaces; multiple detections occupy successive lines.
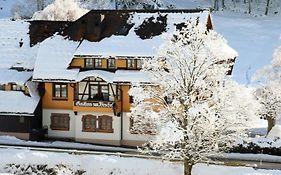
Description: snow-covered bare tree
xmin=253 ymin=47 xmax=281 ymax=134
xmin=117 ymin=0 xmax=165 ymax=9
xmin=32 ymin=0 xmax=89 ymax=21
xmin=129 ymin=20 xmax=257 ymax=175
xmin=11 ymin=0 xmax=53 ymax=19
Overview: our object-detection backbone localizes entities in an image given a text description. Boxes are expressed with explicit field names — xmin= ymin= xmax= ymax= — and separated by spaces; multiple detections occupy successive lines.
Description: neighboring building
xmin=0 ymin=20 xmax=41 ymax=140
xmin=31 ymin=9 xmax=237 ymax=146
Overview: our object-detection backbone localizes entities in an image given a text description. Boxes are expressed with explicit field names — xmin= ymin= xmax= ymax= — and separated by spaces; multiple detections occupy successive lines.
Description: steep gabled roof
xmin=33 ymin=9 xmax=216 ymax=82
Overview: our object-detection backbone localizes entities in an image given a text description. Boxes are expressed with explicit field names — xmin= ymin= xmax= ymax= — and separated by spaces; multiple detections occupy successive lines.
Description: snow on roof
xmin=74 ymin=36 xmax=161 ymax=57
xmin=113 ymin=70 xmax=150 ymax=83
xmin=0 ymin=91 xmax=40 ymax=115
xmin=74 ymin=11 xmax=210 ymax=57
xmin=33 ymin=35 xmax=80 ymax=82
xmin=76 ymin=70 xmax=151 ymax=83
xmin=0 ymin=69 xmax=32 ymax=85
xmin=0 ymin=19 xmax=37 ymax=70
xmin=77 ymin=70 xmax=114 ymax=83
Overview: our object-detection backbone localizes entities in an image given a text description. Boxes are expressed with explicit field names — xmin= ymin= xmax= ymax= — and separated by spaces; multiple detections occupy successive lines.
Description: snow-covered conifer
xmin=129 ymin=20 xmax=256 ymax=175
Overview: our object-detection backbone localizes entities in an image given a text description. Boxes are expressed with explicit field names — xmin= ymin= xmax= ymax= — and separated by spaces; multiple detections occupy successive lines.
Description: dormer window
xmin=85 ymin=58 xmax=102 ymax=69
xmin=95 ymin=58 xmax=102 ymax=68
xmin=127 ymin=59 xmax=135 ymax=69
xmin=85 ymin=58 xmax=94 ymax=68
xmin=0 ymin=84 xmax=5 ymax=90
xmin=127 ymin=59 xmax=143 ymax=69
xmin=11 ymin=83 xmax=24 ymax=91
xmin=108 ymin=58 xmax=115 ymax=69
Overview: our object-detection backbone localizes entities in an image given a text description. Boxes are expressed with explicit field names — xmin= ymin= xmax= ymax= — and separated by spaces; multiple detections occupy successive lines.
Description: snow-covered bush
xmin=32 ymin=0 xmax=89 ymax=21
xmin=129 ymin=20 xmax=257 ymax=175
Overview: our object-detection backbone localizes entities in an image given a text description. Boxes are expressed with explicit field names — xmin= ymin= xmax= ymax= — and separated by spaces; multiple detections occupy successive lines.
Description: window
xmin=85 ymin=58 xmax=94 ymax=68
xmin=127 ymin=59 xmax=143 ymax=69
xmin=95 ymin=58 xmax=102 ymax=68
xmin=50 ymin=113 xmax=70 ymax=131
xmin=0 ymin=84 xmax=4 ymax=90
xmin=89 ymin=84 xmax=109 ymax=101
xmin=19 ymin=117 xmax=24 ymax=124
xmin=97 ymin=115 xmax=113 ymax=132
xmin=82 ymin=115 xmax=96 ymax=132
xmin=53 ymin=83 xmax=68 ymax=99
xmin=11 ymin=84 xmax=24 ymax=91
xmin=85 ymin=58 xmax=102 ymax=69
xmin=108 ymin=59 xmax=115 ymax=69
xmin=129 ymin=96 xmax=134 ymax=103
xmin=136 ymin=59 xmax=143 ymax=69
xmin=127 ymin=59 xmax=135 ymax=69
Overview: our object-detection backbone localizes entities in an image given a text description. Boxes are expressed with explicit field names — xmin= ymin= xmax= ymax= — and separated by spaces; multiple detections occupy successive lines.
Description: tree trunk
xmin=184 ymin=159 xmax=193 ymax=175
xmin=213 ymin=0 xmax=219 ymax=11
xmin=248 ymin=0 xmax=251 ymax=14
xmin=222 ymin=0 xmax=225 ymax=9
xmin=265 ymin=0 xmax=270 ymax=15
xmin=267 ymin=117 xmax=275 ymax=134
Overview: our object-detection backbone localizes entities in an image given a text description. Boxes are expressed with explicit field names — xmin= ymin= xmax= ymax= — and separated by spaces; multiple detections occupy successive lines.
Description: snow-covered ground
xmin=0 ymin=136 xmax=135 ymax=152
xmin=0 ymin=148 xmax=281 ymax=175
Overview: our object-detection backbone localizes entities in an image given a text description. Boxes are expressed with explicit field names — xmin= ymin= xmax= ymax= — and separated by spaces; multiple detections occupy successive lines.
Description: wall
xmin=75 ymin=112 xmax=121 ymax=146
xmin=42 ymin=83 xmax=74 ymax=110
xmin=43 ymin=109 xmax=76 ymax=139
xmin=121 ymin=112 xmax=150 ymax=146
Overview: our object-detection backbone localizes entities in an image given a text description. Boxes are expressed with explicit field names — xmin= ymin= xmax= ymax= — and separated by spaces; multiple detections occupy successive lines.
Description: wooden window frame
xmin=11 ymin=83 xmax=24 ymax=91
xmin=50 ymin=113 xmax=70 ymax=131
xmin=52 ymin=83 xmax=68 ymax=100
xmin=82 ymin=115 xmax=96 ymax=132
xmin=107 ymin=58 xmax=115 ymax=69
xmin=84 ymin=58 xmax=102 ymax=69
xmin=97 ymin=115 xmax=113 ymax=133
xmin=94 ymin=58 xmax=102 ymax=68
xmin=85 ymin=58 xmax=94 ymax=68
xmin=88 ymin=83 xmax=109 ymax=101
xmin=126 ymin=59 xmax=143 ymax=69
xmin=0 ymin=84 xmax=5 ymax=90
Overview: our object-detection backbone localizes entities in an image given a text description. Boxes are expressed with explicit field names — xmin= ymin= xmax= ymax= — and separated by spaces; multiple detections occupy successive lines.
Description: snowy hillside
xmin=0 ymin=0 xmax=16 ymax=18
xmin=213 ymin=12 xmax=281 ymax=85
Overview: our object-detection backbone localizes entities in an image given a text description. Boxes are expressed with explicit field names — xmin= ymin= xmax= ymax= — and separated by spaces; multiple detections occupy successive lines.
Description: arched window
xmin=82 ymin=115 xmax=96 ymax=132
xmin=97 ymin=115 xmax=113 ymax=133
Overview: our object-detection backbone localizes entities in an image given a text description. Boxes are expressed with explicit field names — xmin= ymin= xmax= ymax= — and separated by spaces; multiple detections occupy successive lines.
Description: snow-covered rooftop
xmin=76 ymin=70 xmax=151 ymax=83
xmin=74 ymin=11 xmax=210 ymax=57
xmin=33 ymin=35 xmax=80 ymax=82
xmin=33 ymin=10 xmax=216 ymax=82
xmin=0 ymin=69 xmax=32 ymax=85
xmin=0 ymin=91 xmax=40 ymax=115
xmin=0 ymin=19 xmax=37 ymax=70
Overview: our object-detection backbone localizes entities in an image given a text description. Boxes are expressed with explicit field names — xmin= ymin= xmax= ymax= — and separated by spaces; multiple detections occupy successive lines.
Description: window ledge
xmin=50 ymin=127 xmax=69 ymax=131
xmin=52 ymin=97 xmax=68 ymax=101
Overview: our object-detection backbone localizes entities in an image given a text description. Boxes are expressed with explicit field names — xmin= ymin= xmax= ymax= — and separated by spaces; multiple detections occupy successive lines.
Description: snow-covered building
xmin=0 ymin=20 xmax=42 ymax=140
xmin=0 ymin=9 xmax=237 ymax=146
xmin=30 ymin=9 xmax=237 ymax=146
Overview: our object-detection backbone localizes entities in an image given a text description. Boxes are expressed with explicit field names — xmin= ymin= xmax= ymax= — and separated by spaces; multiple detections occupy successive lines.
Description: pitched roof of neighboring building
xmin=0 ymin=91 xmax=40 ymax=115
xmin=33 ymin=9 xmax=235 ymax=83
